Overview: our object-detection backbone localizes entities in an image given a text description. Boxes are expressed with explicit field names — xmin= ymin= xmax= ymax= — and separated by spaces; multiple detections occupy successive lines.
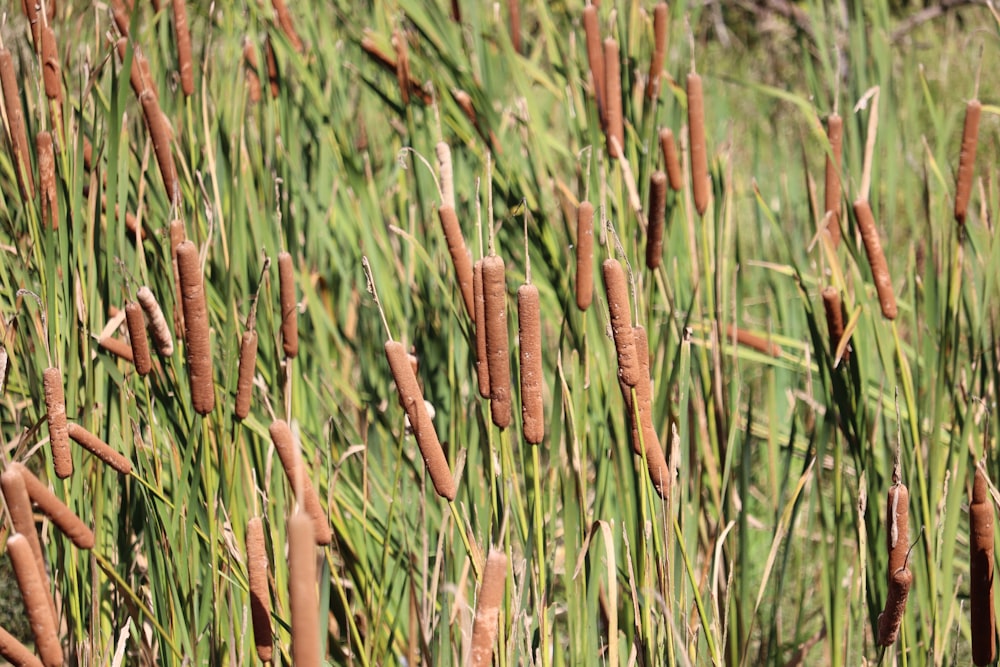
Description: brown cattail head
xmin=11 ymin=463 xmax=94 ymax=549
xmin=287 ymin=509 xmax=320 ymax=666
xmin=0 ymin=468 xmax=52 ymax=597
xmin=955 ymin=98 xmax=982 ymax=227
xmin=67 ymin=423 xmax=132 ymax=474
xmin=176 ymin=240 xmax=215 ymax=414
xmin=111 ymin=0 xmax=131 ymax=38
xmin=234 ymin=330 xmax=258 ymax=420
xmin=278 ymin=251 xmax=299 ymax=358
xmin=137 ymin=287 xmax=174 ymax=356
xmin=877 ymin=566 xmax=912 ymax=646
xmin=482 ymin=255 xmax=512 ymax=428
xmin=98 ymin=335 xmax=134 ymax=363
xmin=971 ymin=465 xmax=996 ymax=665
xmin=247 ymin=517 xmax=273 ymax=663
xmin=821 ymin=286 xmax=848 ymax=364
xmin=886 ymin=483 xmax=909 ymax=579
xmin=268 ymin=420 xmax=333 ymax=543
xmin=603 ymin=38 xmax=624 ymax=158
xmin=385 ymin=342 xmax=457 ymax=500
xmin=853 ymin=199 xmax=897 ymax=320
xmin=272 ymin=0 xmax=305 ymax=53
xmin=7 ymin=534 xmax=62 ymax=667
xmin=243 ymin=39 xmax=262 ymax=103
xmin=687 ymin=72 xmax=709 ymax=216
xmin=115 ymin=37 xmax=156 ymax=103
xmin=631 ymin=326 xmax=669 ymax=498
xmin=22 ymin=0 xmax=42 ymax=49
xmin=646 ymin=171 xmax=668 ymax=269
xmin=470 ymin=550 xmax=508 ymax=667
xmin=264 ymin=35 xmax=280 ymax=98
xmin=1 ymin=49 xmax=36 ymax=199
xmin=125 ymin=301 xmax=153 ymax=376
xmin=40 ymin=25 xmax=61 ymax=105
xmin=582 ymin=4 xmax=605 ymax=125
xmin=43 ymin=367 xmax=72 ymax=478
xmin=474 ymin=260 xmax=491 ymax=399
xmin=438 ymin=206 xmax=475 ymax=322
xmin=576 ymin=202 xmax=594 ymax=311
xmin=0 ymin=623 xmax=44 ymax=667
xmin=645 ymin=3 xmax=669 ymax=100
xmin=824 ymin=113 xmax=843 ymax=246
xmin=141 ymin=91 xmax=179 ymax=204
xmin=170 ymin=219 xmax=187 ymax=339
xmin=393 ymin=30 xmax=411 ymax=106
xmin=508 ymin=0 xmax=522 ymax=54
xmin=725 ymin=324 xmax=781 ymax=358
xmin=436 ymin=142 xmax=455 ymax=210
xmin=36 ymin=132 xmax=58 ymax=230
xmin=602 ymin=259 xmax=641 ymax=386
xmin=171 ymin=0 xmax=195 ymax=96
xmin=517 ymin=284 xmax=544 ymax=444
xmin=659 ymin=127 xmax=683 ymax=192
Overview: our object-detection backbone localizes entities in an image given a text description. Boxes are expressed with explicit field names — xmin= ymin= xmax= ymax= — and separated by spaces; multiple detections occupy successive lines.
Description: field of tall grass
xmin=0 ymin=0 xmax=999 ymax=664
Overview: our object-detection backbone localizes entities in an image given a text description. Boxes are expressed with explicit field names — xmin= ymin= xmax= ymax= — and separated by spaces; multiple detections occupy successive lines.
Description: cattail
xmin=385 ymin=342 xmax=457 ymax=500
xmin=436 ymin=141 xmax=455 ymax=210
xmin=632 ymin=326 xmax=669 ymax=498
xmin=98 ymin=336 xmax=134 ymax=363
xmin=11 ymin=463 xmax=94 ymax=549
xmin=474 ymin=261 xmax=491 ymax=399
xmin=0 ymin=469 xmax=52 ymax=597
xmin=437 ymin=206 xmax=475 ymax=322
xmin=0 ymin=624 xmax=43 ymax=667
xmin=482 ymin=255 xmax=512 ymax=429
xmin=43 ymin=367 xmax=72 ymax=479
xmin=877 ymin=565 xmax=912 ymax=646
xmin=821 ymin=287 xmax=848 ymax=363
xmin=582 ymin=4 xmax=605 ymax=124
xmin=278 ymin=251 xmax=299 ymax=358
xmin=886 ymin=483 xmax=909 ymax=584
xmin=264 ymin=36 xmax=280 ymax=98
xmin=853 ymin=199 xmax=897 ymax=320
xmin=36 ymin=132 xmax=58 ymax=230
xmin=508 ymin=0 xmax=521 ymax=54
xmin=7 ymin=535 xmax=62 ymax=667
xmin=272 ymin=0 xmax=304 ymax=53
xmin=824 ymin=113 xmax=843 ymax=245
xmin=115 ymin=38 xmax=155 ymax=101
xmin=22 ymin=0 xmax=42 ymax=49
xmin=268 ymin=420 xmax=333 ymax=544
xmin=645 ymin=3 xmax=669 ymax=100
xmin=125 ymin=301 xmax=153 ymax=376
xmin=687 ymin=72 xmax=709 ymax=216
xmin=67 ymin=423 xmax=132 ymax=474
xmin=393 ymin=30 xmax=410 ymax=106
xmin=170 ymin=219 xmax=186 ymax=339
xmin=646 ymin=171 xmax=668 ymax=269
xmin=659 ymin=128 xmax=683 ymax=192
xmin=40 ymin=26 xmax=61 ymax=105
xmin=246 ymin=517 xmax=273 ymax=663
xmin=234 ymin=330 xmax=258 ymax=420
xmin=0 ymin=49 xmax=35 ymax=199
xmin=724 ymin=324 xmax=781 ymax=358
xmin=575 ymin=202 xmax=594 ymax=311
xmin=287 ymin=510 xmax=320 ymax=666
xmin=141 ymin=91 xmax=179 ymax=204
xmin=602 ymin=259 xmax=641 ymax=387
xmin=470 ymin=550 xmax=508 ymax=667
xmin=176 ymin=241 xmax=215 ymax=414
xmin=171 ymin=0 xmax=194 ymax=96
xmin=603 ymin=39 xmax=623 ymax=158
xmin=971 ymin=466 xmax=996 ymax=665
xmin=955 ymin=98 xmax=981 ymax=226
xmin=137 ymin=287 xmax=174 ymax=356
xmin=243 ymin=40 xmax=262 ymax=103
xmin=111 ymin=0 xmax=131 ymax=38
xmin=518 ymin=284 xmax=544 ymax=444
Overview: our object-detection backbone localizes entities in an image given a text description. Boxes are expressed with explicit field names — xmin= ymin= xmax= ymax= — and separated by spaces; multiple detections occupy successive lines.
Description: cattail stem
xmin=646 ymin=171 xmax=668 ymax=269
xmin=603 ymin=38 xmax=624 ymax=159
xmin=247 ymin=517 xmax=273 ymax=663
xmin=955 ymin=98 xmax=981 ymax=226
xmin=287 ymin=510 xmax=320 ymax=666
xmin=137 ymin=287 xmax=174 ymax=357
xmin=235 ymin=330 xmax=258 ymax=420
xmin=385 ymin=342 xmax=457 ymax=499
xmin=438 ymin=206 xmax=476 ymax=322
xmin=659 ymin=128 xmax=684 ymax=192
xmin=645 ymin=3 xmax=669 ymax=100
xmin=171 ymin=0 xmax=195 ymax=96
xmin=482 ymin=256 xmax=512 ymax=428
xmin=0 ymin=49 xmax=35 ymax=200
xmin=43 ymin=367 xmax=72 ymax=479
xmin=853 ymin=199 xmax=897 ymax=320
xmin=11 ymin=463 xmax=94 ymax=549
xmin=474 ymin=260 xmax=491 ymax=399
xmin=971 ymin=466 xmax=996 ymax=665
xmin=125 ymin=301 xmax=153 ymax=376
xmin=582 ymin=5 xmax=605 ymax=125
xmin=7 ymin=534 xmax=62 ymax=667
xmin=517 ymin=284 xmax=544 ymax=444
xmin=269 ymin=420 xmax=333 ymax=544
xmin=278 ymin=252 xmax=299 ymax=358
xmin=470 ymin=550 xmax=508 ymax=667
xmin=687 ymin=72 xmax=709 ymax=216
xmin=176 ymin=241 xmax=215 ymax=414
xmin=575 ymin=202 xmax=594 ymax=311
xmin=602 ymin=259 xmax=640 ymax=387
xmin=824 ymin=113 xmax=843 ymax=245
xmin=67 ymin=423 xmax=132 ymax=474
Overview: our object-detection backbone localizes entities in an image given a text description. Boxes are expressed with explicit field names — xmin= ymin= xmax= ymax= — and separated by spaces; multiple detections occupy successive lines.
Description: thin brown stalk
xmin=955 ymin=98 xmax=981 ymax=226
xmin=269 ymin=420 xmax=333 ymax=543
xmin=645 ymin=3 xmax=669 ymax=100
xmin=470 ymin=550 xmax=507 ymax=667
xmin=0 ymin=49 xmax=35 ymax=199
xmin=824 ymin=113 xmax=843 ymax=245
xmin=43 ymin=367 xmax=72 ymax=479
xmin=7 ymin=534 xmax=62 ymax=667
xmin=171 ymin=0 xmax=195 ymax=96
xmin=176 ymin=240 xmax=215 ymax=414
xmin=278 ymin=251 xmax=299 ymax=358
xmin=288 ymin=510 xmax=320 ymax=665
xmin=247 ymin=517 xmax=273 ymax=663
xmin=853 ymin=199 xmax=897 ymax=320
xmin=517 ymin=284 xmax=544 ymax=444
xmin=687 ymin=72 xmax=709 ymax=216
xmin=482 ymin=255 xmax=512 ymax=428
xmin=438 ymin=206 xmax=476 ymax=322
xmin=603 ymin=38 xmax=623 ymax=159
xmin=576 ymin=202 xmax=594 ymax=311
xmin=67 ymin=423 xmax=132 ymax=474
xmin=646 ymin=171 xmax=668 ymax=269
xmin=11 ymin=463 xmax=94 ymax=549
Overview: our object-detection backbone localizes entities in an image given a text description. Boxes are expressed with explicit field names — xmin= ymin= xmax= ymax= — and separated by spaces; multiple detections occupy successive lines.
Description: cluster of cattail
xmin=36 ymin=132 xmax=58 ymax=230
xmin=877 ymin=479 xmax=910 ymax=646
xmin=970 ymin=464 xmax=995 ymax=665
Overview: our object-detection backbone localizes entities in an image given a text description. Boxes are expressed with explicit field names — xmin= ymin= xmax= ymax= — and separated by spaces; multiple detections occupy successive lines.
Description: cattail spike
xmin=971 ymin=465 xmax=996 ymax=665
xmin=67 ymin=423 xmax=132 ymax=474
xmin=821 ymin=287 xmax=849 ymax=364
xmin=235 ymin=330 xmax=259 ymax=420
xmin=824 ymin=113 xmax=843 ymax=245
xmin=171 ymin=0 xmax=195 ymax=96
xmin=438 ymin=206 xmax=476 ymax=322
xmin=125 ymin=301 xmax=153 ymax=376
xmin=603 ymin=38 xmax=624 ymax=159
xmin=1 ymin=49 xmax=35 ymax=199
xmin=687 ymin=72 xmax=709 ymax=216
xmin=7 ymin=534 xmax=62 ymax=667
xmin=137 ymin=287 xmax=174 ymax=357
xmin=482 ymin=256 xmax=512 ymax=428
xmin=11 ymin=463 xmax=95 ymax=549
xmin=646 ymin=171 xmax=668 ymax=269
xmin=247 ymin=517 xmax=273 ymax=663
xmin=582 ymin=5 xmax=605 ymax=125
xmin=955 ymin=98 xmax=982 ymax=226
xmin=43 ymin=367 xmax=72 ymax=479
xmin=269 ymin=420 xmax=333 ymax=543
xmin=645 ymin=3 xmax=669 ymax=100
xmin=659 ymin=128 xmax=684 ymax=192
xmin=517 ymin=284 xmax=544 ymax=444
xmin=470 ymin=550 xmax=508 ymax=667
xmin=602 ymin=259 xmax=640 ymax=387
xmin=576 ymin=202 xmax=595 ymax=311
xmin=176 ymin=241 xmax=215 ymax=414
xmin=853 ymin=199 xmax=897 ymax=320
xmin=288 ymin=510 xmax=320 ymax=665
xmin=278 ymin=252 xmax=299 ymax=358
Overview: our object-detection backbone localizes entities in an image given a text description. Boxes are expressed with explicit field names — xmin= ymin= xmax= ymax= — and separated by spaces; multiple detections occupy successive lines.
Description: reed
xmin=385 ymin=341 xmax=458 ymax=500
xmin=67 ymin=423 xmax=132 ymax=474
xmin=853 ymin=199 xmax=897 ymax=320
xmin=658 ymin=128 xmax=683 ymax=192
xmin=470 ymin=550 xmax=507 ymax=667
xmin=278 ymin=251 xmax=299 ymax=358
xmin=137 ymin=287 xmax=174 ymax=357
xmin=437 ymin=206 xmax=475 ymax=322
xmin=171 ymin=0 xmax=195 ymax=96
xmin=645 ymin=171 xmax=667 ymax=270
xmin=687 ymin=72 xmax=709 ymax=216
xmin=645 ymin=2 xmax=668 ymax=100
xmin=474 ymin=260 xmax=491 ymax=398
xmin=1 ymin=49 xmax=35 ymax=199
xmin=602 ymin=259 xmax=640 ymax=387
xmin=955 ymin=98 xmax=981 ymax=226
xmin=246 ymin=517 xmax=273 ymax=663
xmin=287 ymin=509 xmax=320 ymax=665
xmin=125 ymin=301 xmax=153 ymax=376
xmin=603 ymin=38 xmax=623 ymax=158
xmin=582 ymin=4 xmax=605 ymax=124
xmin=37 ymin=132 xmax=58 ymax=230
xmin=824 ymin=113 xmax=843 ymax=245
xmin=517 ymin=283 xmax=544 ymax=444
xmin=177 ymin=241 xmax=215 ymax=414
xmin=7 ymin=534 xmax=62 ymax=667
xmin=970 ymin=465 xmax=996 ymax=665
xmin=575 ymin=202 xmax=594 ymax=311
xmin=43 ymin=367 xmax=72 ymax=479
xmin=268 ymin=420 xmax=333 ymax=543
xmin=482 ymin=255 xmax=512 ymax=428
